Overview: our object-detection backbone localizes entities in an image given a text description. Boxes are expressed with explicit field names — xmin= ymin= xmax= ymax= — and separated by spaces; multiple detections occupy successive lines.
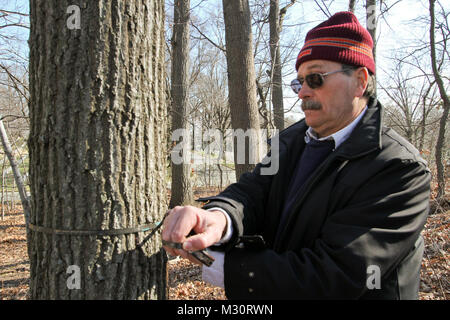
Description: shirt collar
xmin=305 ymin=106 xmax=368 ymax=149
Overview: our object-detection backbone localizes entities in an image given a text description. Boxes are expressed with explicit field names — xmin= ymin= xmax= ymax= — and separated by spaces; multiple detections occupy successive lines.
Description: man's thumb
xmin=183 ymin=231 xmax=218 ymax=251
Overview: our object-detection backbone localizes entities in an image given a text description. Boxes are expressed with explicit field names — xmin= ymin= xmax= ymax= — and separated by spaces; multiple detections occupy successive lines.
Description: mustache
xmin=301 ymin=100 xmax=322 ymax=111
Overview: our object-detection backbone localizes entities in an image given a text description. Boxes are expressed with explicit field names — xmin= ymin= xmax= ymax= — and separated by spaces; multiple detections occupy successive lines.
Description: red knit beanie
xmin=295 ymin=11 xmax=375 ymax=74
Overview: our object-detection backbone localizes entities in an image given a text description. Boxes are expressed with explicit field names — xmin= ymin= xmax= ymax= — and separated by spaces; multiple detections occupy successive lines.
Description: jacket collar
xmin=304 ymin=106 xmax=368 ymax=149
xmin=276 ymin=96 xmax=382 ymax=160
xmin=334 ymin=96 xmax=382 ymax=159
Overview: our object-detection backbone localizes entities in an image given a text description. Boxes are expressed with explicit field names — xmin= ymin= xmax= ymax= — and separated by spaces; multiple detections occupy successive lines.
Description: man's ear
xmin=354 ymin=67 xmax=369 ymax=98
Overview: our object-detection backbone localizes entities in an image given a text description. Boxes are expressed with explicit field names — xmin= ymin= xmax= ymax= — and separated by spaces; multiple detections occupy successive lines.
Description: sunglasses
xmin=290 ymin=69 xmax=352 ymax=94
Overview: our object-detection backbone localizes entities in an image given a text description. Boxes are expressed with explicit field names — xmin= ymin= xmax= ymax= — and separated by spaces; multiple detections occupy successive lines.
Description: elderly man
xmin=162 ymin=11 xmax=431 ymax=299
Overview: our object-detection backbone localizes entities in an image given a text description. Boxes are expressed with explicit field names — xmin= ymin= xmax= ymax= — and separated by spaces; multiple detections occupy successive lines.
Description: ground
xmin=0 ymin=195 xmax=448 ymax=300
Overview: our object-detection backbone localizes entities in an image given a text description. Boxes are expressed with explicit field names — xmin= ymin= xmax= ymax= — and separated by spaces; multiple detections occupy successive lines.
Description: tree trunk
xmin=269 ymin=0 xmax=284 ymax=130
xmin=419 ymin=104 xmax=426 ymax=152
xmin=28 ymin=0 xmax=168 ymax=299
xmin=349 ymin=0 xmax=357 ymax=12
xmin=429 ymin=0 xmax=449 ymax=203
xmin=256 ymin=79 xmax=269 ymax=130
xmin=170 ymin=0 xmax=193 ymax=208
xmin=0 ymin=117 xmax=31 ymax=255
xmin=222 ymin=0 xmax=262 ymax=181
xmin=366 ymin=0 xmax=377 ymax=97
xmin=217 ymin=163 xmax=223 ymax=190
xmin=1 ymin=155 xmax=5 ymax=220
xmin=419 ymin=83 xmax=434 ymax=153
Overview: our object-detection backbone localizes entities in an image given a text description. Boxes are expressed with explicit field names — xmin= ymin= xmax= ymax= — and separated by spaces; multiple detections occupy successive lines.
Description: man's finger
xmin=161 ymin=208 xmax=182 ymax=242
xmin=168 ymin=208 xmax=198 ymax=243
xmin=162 ymin=207 xmax=192 ymax=243
xmin=182 ymin=230 xmax=219 ymax=252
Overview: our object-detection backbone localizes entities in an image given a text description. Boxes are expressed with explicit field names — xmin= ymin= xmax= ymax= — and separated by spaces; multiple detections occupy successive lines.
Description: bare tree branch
xmin=0 ymin=63 xmax=29 ymax=103
xmin=314 ymin=0 xmax=332 ymax=18
xmin=190 ymin=21 xmax=226 ymax=52
xmin=0 ymin=9 xmax=28 ymax=17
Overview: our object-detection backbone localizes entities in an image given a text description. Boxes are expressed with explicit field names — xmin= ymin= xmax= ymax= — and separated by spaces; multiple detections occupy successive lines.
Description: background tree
xmin=269 ymin=0 xmax=296 ymax=131
xmin=380 ymin=61 xmax=438 ymax=147
xmin=366 ymin=0 xmax=377 ymax=96
xmin=0 ymin=3 xmax=30 ymax=253
xmin=188 ymin=46 xmax=230 ymax=187
xmin=0 ymin=115 xmax=29 ymax=230
xmin=373 ymin=0 xmax=449 ymax=209
xmin=349 ymin=0 xmax=357 ymax=12
xmin=170 ymin=0 xmax=193 ymax=207
xmin=222 ymin=0 xmax=262 ymax=181
xmin=269 ymin=0 xmax=284 ymax=130
xmin=28 ymin=0 xmax=167 ymax=299
xmin=429 ymin=0 xmax=449 ymax=204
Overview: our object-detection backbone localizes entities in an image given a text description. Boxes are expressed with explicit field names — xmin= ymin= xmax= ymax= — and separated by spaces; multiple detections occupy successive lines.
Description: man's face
xmin=296 ymin=60 xmax=365 ymax=138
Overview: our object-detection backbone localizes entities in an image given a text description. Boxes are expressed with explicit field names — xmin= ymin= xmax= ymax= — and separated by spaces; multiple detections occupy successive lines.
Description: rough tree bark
xmin=28 ymin=0 xmax=168 ymax=299
xmin=429 ymin=0 xmax=449 ymax=203
xmin=222 ymin=0 xmax=262 ymax=181
xmin=170 ymin=0 xmax=193 ymax=207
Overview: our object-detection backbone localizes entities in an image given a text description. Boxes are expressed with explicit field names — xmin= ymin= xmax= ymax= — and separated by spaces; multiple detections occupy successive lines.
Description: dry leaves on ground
xmin=419 ymin=208 xmax=449 ymax=300
xmin=0 ymin=203 xmax=448 ymax=300
xmin=0 ymin=208 xmax=30 ymax=300
xmin=168 ymin=257 xmax=226 ymax=300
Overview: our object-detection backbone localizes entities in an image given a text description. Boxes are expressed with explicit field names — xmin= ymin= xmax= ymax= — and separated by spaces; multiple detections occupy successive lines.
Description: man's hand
xmin=161 ymin=205 xmax=227 ymax=265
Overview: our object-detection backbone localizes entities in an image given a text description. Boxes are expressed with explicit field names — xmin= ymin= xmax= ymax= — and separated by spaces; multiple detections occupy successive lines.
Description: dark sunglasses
xmin=290 ymin=69 xmax=352 ymax=94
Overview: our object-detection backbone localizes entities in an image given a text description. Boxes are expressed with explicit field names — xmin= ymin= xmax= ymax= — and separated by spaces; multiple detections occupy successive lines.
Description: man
xmin=162 ymin=11 xmax=431 ymax=299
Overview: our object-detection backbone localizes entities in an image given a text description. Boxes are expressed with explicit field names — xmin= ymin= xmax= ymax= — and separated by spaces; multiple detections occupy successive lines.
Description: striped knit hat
xmin=295 ymin=11 xmax=375 ymax=74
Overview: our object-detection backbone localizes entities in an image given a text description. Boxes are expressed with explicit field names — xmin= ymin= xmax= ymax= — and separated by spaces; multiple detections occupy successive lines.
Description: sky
xmin=1 ymin=0 xmax=29 ymax=61
xmin=3 ymin=0 xmax=447 ymax=66
xmin=186 ymin=0 xmax=449 ymax=120
xmin=2 ymin=0 xmax=448 ymax=121
xmin=273 ymin=0 xmax=448 ymax=120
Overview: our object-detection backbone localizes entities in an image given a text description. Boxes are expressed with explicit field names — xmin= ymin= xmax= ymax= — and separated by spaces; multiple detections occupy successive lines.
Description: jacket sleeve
xmin=199 ymin=148 xmax=278 ymax=250
xmin=223 ymin=159 xmax=431 ymax=299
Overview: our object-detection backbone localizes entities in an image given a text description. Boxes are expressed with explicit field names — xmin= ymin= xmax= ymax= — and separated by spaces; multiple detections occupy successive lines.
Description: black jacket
xmin=200 ymin=98 xmax=431 ymax=299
